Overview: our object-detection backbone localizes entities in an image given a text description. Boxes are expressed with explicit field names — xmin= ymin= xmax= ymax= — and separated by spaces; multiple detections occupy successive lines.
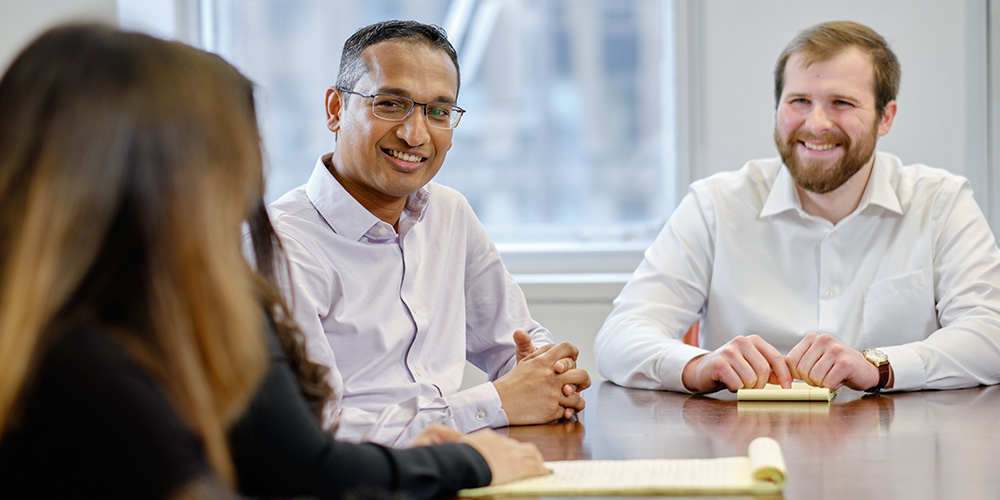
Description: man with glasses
xmin=268 ymin=20 xmax=590 ymax=447
xmin=596 ymin=21 xmax=1000 ymax=396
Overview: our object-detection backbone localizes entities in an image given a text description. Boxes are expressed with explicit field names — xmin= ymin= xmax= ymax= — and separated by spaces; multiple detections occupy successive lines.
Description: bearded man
xmin=594 ymin=20 xmax=1000 ymax=395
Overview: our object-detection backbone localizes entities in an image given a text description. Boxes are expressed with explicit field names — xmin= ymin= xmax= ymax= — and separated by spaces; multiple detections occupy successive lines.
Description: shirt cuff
xmin=880 ymin=345 xmax=923 ymax=392
xmin=661 ymin=344 xmax=712 ymax=393
xmin=449 ymin=382 xmax=507 ymax=432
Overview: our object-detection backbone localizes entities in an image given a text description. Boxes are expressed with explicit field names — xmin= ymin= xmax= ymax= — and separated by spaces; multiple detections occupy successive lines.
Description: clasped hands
xmin=493 ymin=330 xmax=591 ymax=425
xmin=681 ymin=333 xmax=886 ymax=393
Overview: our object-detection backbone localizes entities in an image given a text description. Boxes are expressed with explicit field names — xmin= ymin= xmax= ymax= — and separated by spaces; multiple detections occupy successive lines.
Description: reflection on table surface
xmin=503 ymin=381 xmax=1000 ymax=500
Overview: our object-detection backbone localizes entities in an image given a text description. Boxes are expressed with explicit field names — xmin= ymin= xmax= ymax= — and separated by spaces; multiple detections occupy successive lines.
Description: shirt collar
xmin=759 ymin=163 xmax=800 ymax=219
xmin=305 ymin=154 xmax=431 ymax=242
xmin=396 ymin=185 xmax=430 ymax=238
xmin=860 ymin=153 xmax=903 ymax=215
xmin=759 ymin=152 xmax=903 ymax=220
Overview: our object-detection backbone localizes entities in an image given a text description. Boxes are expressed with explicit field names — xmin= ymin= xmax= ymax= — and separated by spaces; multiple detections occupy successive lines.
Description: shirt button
xmin=414 ymin=368 xmax=424 ymax=377
xmin=824 ymin=289 xmax=835 ymax=298
xmin=475 ymin=411 xmax=487 ymax=421
xmin=378 ymin=227 xmax=388 ymax=235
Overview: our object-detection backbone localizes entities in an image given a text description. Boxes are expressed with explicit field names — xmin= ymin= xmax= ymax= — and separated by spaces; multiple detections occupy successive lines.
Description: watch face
xmin=865 ymin=349 xmax=888 ymax=364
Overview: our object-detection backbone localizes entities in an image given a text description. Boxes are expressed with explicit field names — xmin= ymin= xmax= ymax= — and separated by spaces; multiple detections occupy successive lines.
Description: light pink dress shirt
xmin=268 ymin=155 xmax=553 ymax=446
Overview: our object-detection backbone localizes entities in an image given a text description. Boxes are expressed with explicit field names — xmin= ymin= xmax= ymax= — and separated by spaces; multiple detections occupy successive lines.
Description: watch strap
xmin=866 ymin=357 xmax=890 ymax=393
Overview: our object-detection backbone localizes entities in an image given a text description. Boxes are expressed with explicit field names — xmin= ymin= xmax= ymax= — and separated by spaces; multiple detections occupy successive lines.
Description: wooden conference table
xmin=502 ymin=381 xmax=1000 ymax=500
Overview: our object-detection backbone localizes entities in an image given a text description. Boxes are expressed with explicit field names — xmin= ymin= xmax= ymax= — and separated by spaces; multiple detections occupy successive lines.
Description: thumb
xmin=513 ymin=330 xmax=535 ymax=362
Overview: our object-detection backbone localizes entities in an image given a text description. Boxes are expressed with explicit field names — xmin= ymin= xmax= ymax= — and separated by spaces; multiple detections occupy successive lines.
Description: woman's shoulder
xmin=43 ymin=322 xmax=136 ymax=372
xmin=0 ymin=322 xmax=211 ymax=499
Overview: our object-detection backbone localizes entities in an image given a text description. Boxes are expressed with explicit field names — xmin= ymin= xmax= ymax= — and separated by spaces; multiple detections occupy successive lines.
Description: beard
xmin=774 ymin=119 xmax=878 ymax=195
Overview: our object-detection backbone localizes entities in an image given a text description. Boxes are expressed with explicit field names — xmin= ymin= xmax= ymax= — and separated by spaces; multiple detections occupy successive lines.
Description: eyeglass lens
xmin=371 ymin=95 xmax=460 ymax=128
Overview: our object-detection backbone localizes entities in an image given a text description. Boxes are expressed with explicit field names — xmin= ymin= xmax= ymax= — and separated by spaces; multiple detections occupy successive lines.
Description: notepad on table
xmin=457 ymin=437 xmax=786 ymax=497
xmin=737 ymin=381 xmax=840 ymax=401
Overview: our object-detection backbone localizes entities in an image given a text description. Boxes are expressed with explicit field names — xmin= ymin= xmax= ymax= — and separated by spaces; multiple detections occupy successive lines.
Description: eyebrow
xmin=784 ymin=92 xmax=864 ymax=104
xmin=375 ymin=86 xmax=457 ymax=105
xmin=831 ymin=93 xmax=863 ymax=104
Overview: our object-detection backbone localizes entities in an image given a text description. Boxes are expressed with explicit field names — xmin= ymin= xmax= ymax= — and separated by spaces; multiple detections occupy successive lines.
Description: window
xmin=217 ymin=0 xmax=675 ymax=242
xmin=122 ymin=0 xmax=678 ymax=270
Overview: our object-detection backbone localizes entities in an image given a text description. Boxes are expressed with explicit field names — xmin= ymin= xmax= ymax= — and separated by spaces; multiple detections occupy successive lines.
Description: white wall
xmin=0 ymin=0 xmax=117 ymax=73
xmin=681 ymin=0 xmax=990 ymax=220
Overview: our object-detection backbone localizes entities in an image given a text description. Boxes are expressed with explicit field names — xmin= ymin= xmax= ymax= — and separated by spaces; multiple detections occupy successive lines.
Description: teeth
xmin=803 ymin=142 xmax=835 ymax=151
xmin=388 ymin=150 xmax=423 ymax=162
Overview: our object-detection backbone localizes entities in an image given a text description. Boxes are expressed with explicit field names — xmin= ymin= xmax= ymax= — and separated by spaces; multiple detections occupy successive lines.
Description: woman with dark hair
xmin=0 ymin=23 xmax=546 ymax=499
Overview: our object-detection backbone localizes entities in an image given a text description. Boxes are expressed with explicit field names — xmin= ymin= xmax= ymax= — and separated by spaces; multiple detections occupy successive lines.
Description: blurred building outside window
xmin=121 ymin=0 xmax=680 ymax=276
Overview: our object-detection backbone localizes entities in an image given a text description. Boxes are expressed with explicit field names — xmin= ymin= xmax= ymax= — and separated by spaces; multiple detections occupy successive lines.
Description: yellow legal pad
xmin=737 ymin=381 xmax=840 ymax=402
xmin=457 ymin=437 xmax=785 ymax=497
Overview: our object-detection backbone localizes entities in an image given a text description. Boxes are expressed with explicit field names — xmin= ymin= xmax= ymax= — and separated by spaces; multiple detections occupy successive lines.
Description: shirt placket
xmin=817 ymin=225 xmax=842 ymax=334
xmin=364 ymin=220 xmax=425 ymax=384
xmin=396 ymin=220 xmax=431 ymax=389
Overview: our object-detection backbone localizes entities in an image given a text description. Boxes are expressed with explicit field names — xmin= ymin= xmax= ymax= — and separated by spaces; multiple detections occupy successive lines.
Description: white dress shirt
xmin=268 ymin=155 xmax=553 ymax=446
xmin=595 ymin=153 xmax=1000 ymax=393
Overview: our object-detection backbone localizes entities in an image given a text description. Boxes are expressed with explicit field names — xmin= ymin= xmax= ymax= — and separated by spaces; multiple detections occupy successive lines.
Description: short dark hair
xmin=774 ymin=21 xmax=900 ymax=114
xmin=336 ymin=20 xmax=460 ymax=97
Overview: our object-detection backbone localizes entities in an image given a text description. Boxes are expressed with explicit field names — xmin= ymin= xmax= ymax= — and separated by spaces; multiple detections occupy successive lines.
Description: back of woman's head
xmin=0 ymin=24 xmax=267 ymax=484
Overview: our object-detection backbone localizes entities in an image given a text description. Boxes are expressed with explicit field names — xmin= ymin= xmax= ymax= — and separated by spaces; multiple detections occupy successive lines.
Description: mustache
xmin=790 ymin=131 xmax=849 ymax=144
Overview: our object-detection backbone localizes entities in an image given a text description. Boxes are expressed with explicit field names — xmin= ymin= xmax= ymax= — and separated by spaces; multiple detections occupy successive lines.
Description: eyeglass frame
xmin=336 ymin=87 xmax=466 ymax=130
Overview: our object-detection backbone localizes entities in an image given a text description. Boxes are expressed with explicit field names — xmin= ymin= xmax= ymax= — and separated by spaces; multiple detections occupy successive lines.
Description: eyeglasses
xmin=338 ymin=88 xmax=466 ymax=130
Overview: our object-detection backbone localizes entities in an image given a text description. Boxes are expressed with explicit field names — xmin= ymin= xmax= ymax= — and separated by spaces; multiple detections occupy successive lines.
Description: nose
xmin=804 ymin=104 xmax=834 ymax=135
xmin=395 ymin=105 xmax=432 ymax=146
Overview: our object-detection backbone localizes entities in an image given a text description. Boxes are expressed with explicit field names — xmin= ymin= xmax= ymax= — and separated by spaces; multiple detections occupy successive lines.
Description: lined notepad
xmin=458 ymin=437 xmax=786 ymax=497
xmin=737 ymin=381 xmax=840 ymax=401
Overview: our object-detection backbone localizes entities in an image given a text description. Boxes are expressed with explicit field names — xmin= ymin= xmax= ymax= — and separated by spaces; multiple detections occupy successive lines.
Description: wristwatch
xmin=862 ymin=348 xmax=890 ymax=393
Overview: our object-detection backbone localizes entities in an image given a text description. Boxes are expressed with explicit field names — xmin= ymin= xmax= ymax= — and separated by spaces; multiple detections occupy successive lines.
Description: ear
xmin=876 ymin=100 xmax=897 ymax=137
xmin=326 ymin=87 xmax=343 ymax=133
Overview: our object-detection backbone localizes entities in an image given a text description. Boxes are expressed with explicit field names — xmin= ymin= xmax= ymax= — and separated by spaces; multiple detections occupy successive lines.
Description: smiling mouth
xmin=385 ymin=148 xmax=427 ymax=163
xmin=801 ymin=141 xmax=838 ymax=152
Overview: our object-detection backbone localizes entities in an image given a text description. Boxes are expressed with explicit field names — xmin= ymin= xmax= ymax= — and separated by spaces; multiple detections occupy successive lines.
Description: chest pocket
xmin=862 ymin=267 xmax=939 ymax=346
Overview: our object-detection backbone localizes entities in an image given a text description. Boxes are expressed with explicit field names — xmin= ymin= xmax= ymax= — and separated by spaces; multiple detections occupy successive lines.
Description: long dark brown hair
xmin=247 ymin=202 xmax=335 ymax=421
xmin=228 ymin=46 xmax=333 ymax=420
xmin=0 ymin=24 xmax=267 ymax=484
